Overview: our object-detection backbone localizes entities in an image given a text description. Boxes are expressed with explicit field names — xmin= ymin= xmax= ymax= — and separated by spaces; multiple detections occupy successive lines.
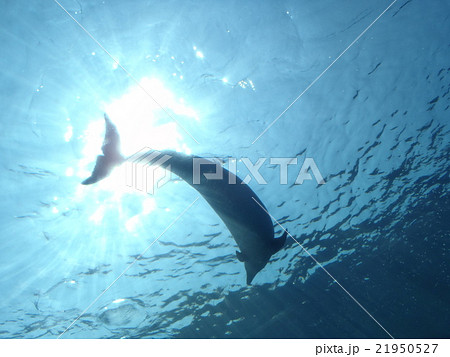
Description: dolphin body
xmin=82 ymin=114 xmax=287 ymax=284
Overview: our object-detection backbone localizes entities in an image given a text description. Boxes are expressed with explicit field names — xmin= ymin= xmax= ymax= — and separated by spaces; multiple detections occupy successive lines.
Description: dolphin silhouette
xmin=82 ymin=114 xmax=287 ymax=284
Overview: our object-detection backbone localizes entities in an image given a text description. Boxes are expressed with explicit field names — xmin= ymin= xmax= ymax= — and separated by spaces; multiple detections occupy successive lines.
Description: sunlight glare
xmin=89 ymin=205 xmax=105 ymax=225
xmin=65 ymin=167 xmax=74 ymax=177
xmin=64 ymin=125 xmax=73 ymax=142
xmin=77 ymin=77 xmax=198 ymax=216
xmin=103 ymin=77 xmax=196 ymax=156
xmin=142 ymin=197 xmax=157 ymax=214
xmin=125 ymin=215 xmax=140 ymax=232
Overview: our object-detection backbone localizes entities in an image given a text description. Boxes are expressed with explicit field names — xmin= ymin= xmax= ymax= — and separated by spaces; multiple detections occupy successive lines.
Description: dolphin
xmin=82 ymin=114 xmax=287 ymax=284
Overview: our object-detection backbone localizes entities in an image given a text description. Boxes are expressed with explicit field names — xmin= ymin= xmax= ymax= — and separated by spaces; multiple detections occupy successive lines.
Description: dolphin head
xmin=239 ymin=230 xmax=288 ymax=285
xmin=244 ymin=260 xmax=268 ymax=285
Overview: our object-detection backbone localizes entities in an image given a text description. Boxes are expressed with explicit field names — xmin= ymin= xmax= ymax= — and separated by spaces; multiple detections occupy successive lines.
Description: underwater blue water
xmin=0 ymin=0 xmax=449 ymax=338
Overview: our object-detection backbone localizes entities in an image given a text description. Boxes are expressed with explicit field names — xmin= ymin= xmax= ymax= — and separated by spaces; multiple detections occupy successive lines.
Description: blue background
xmin=0 ymin=0 xmax=448 ymax=338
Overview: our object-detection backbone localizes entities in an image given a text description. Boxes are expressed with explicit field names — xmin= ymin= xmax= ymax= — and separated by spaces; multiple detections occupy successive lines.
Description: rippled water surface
xmin=0 ymin=0 xmax=448 ymax=338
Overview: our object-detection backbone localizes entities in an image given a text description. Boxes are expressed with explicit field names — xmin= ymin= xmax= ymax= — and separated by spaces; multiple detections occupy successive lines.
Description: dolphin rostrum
xmin=82 ymin=114 xmax=287 ymax=284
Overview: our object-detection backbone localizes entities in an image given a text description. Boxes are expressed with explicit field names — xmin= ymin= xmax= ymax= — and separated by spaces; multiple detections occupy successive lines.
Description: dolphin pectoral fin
xmin=271 ymin=229 xmax=288 ymax=254
xmin=236 ymin=251 xmax=248 ymax=262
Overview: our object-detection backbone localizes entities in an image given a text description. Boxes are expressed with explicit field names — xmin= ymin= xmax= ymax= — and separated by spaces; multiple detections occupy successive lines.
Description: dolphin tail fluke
xmin=271 ymin=229 xmax=288 ymax=254
xmin=81 ymin=113 xmax=125 ymax=185
xmin=82 ymin=155 xmax=108 ymax=185
xmin=102 ymin=113 xmax=123 ymax=160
